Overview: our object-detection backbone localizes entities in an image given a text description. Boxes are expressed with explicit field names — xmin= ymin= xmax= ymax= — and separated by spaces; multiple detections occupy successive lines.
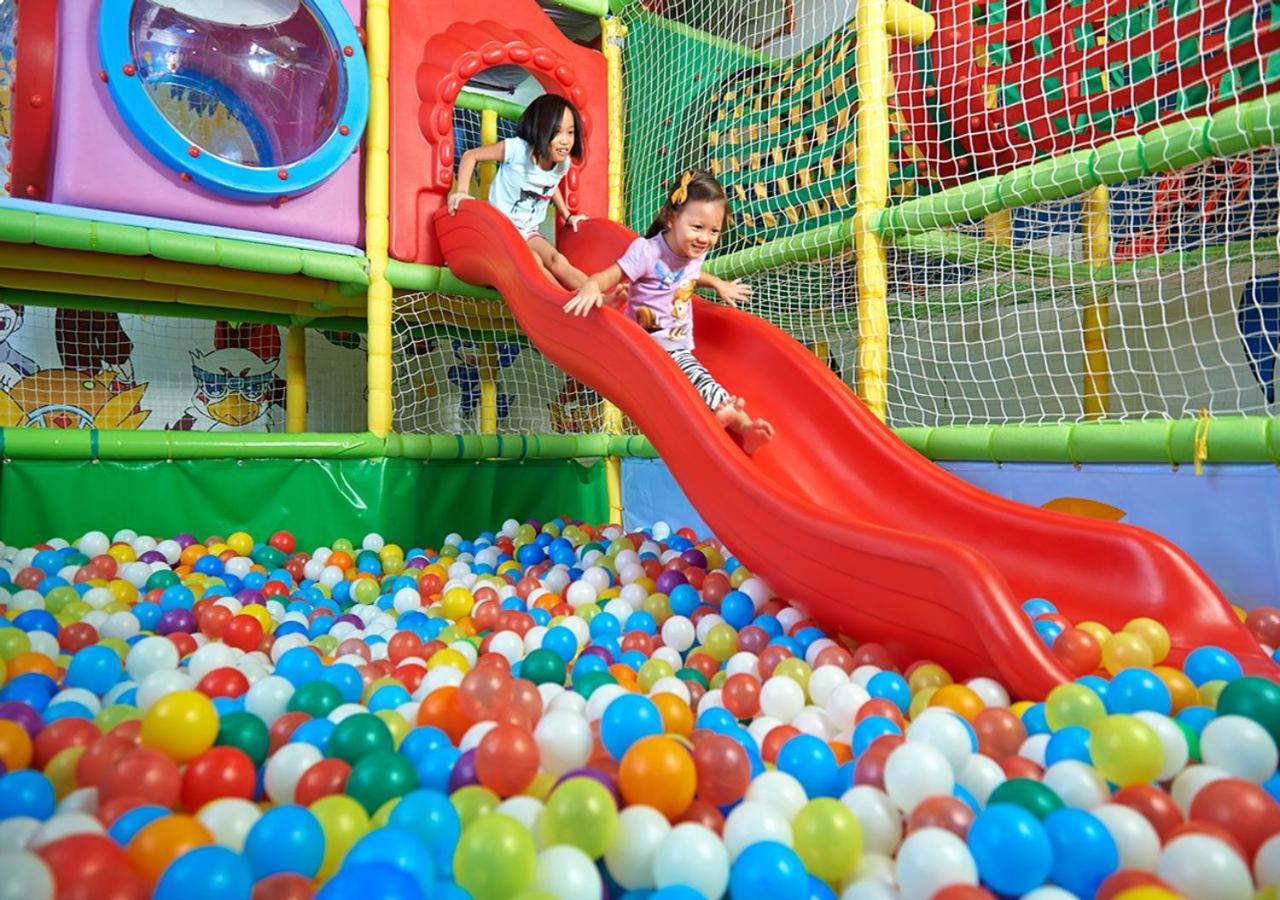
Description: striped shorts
xmin=668 ymin=348 xmax=731 ymax=411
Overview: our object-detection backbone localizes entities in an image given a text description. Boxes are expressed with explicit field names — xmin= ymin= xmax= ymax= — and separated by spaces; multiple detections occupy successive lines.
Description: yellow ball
xmin=908 ymin=663 xmax=952 ymax=695
xmin=427 ymin=647 xmax=470 ymax=673
xmin=1114 ymin=889 xmax=1182 ymax=900
xmin=729 ymin=568 xmax=752 ymax=588
xmin=310 ymin=794 xmax=370 ymax=879
xmin=1090 ymin=714 xmax=1164 ymax=786
xmin=107 ymin=543 xmax=137 ymax=564
xmin=107 ymin=580 xmax=139 ymax=605
xmin=45 ymin=745 xmax=85 ymax=799
xmin=909 ymin=686 xmax=939 ymax=720
xmin=772 ymin=657 xmax=811 ymax=693
xmin=140 ymin=690 xmax=218 ymax=763
xmin=1101 ymin=632 xmax=1154 ymax=675
xmin=704 ymin=624 xmax=739 ymax=663
xmin=1045 ymin=683 xmax=1106 ymax=731
xmin=1199 ymin=679 xmax=1228 ymax=709
xmin=1077 ymin=621 xmax=1113 ymax=644
xmin=638 ymin=659 xmax=675 ymax=692
xmin=227 ymin=532 xmax=255 ymax=557
xmin=441 ymin=586 xmax=475 ymax=620
xmin=642 ymin=593 xmax=671 ymax=624
xmin=1123 ymin=617 xmax=1170 ymax=664
xmin=375 ymin=710 xmax=411 ymax=749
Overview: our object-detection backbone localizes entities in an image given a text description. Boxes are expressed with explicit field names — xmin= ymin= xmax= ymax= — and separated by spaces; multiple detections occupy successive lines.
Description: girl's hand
xmin=718 ymin=279 xmax=753 ymax=308
xmin=566 ymin=214 xmax=589 ymax=231
xmin=447 ymin=192 xmax=471 ymax=214
xmin=563 ymin=283 xmax=605 ymax=317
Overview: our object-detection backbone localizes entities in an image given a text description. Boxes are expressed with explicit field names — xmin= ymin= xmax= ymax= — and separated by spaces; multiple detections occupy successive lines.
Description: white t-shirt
xmin=487 ymin=137 xmax=569 ymax=237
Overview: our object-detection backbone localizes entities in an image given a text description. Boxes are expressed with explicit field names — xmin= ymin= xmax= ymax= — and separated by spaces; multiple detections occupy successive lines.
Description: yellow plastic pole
xmin=286 ymin=325 xmax=307 ymax=433
xmin=365 ymin=0 xmax=394 ymax=437
xmin=478 ymin=109 xmax=500 ymax=200
xmin=601 ymin=14 xmax=628 ymax=525
xmin=984 ymin=209 xmax=1013 ymax=247
xmin=810 ymin=340 xmax=830 ymax=363
xmin=479 ymin=346 xmax=499 ymax=435
xmin=854 ymin=0 xmax=890 ymax=422
xmin=885 ymin=0 xmax=935 ymax=44
xmin=1082 ymin=185 xmax=1111 ymax=419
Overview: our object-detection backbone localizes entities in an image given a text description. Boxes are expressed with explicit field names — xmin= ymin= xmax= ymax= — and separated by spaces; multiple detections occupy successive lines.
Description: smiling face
xmin=664 ymin=199 xmax=727 ymax=259
xmin=546 ymin=108 xmax=577 ymax=166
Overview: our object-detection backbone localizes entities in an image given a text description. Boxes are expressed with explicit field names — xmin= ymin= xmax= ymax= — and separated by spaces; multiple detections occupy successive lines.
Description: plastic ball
xmin=653 ymin=823 xmax=729 ymax=899
xmin=1090 ymin=715 xmax=1164 ymax=787
xmin=967 ymin=803 xmax=1052 ymax=895
xmin=884 ymin=743 xmax=954 ymax=813
xmin=529 ymin=844 xmax=602 ymax=900
xmin=539 ymin=776 xmax=619 ymax=859
xmin=1101 ymin=633 xmax=1154 ymax=675
xmin=618 ymin=736 xmax=696 ymax=819
xmin=475 ymin=723 xmax=539 ymax=797
xmin=454 ymin=813 xmax=536 ymax=900
xmin=601 ymin=694 xmax=664 ymax=760
xmin=729 ymin=841 xmax=808 ymax=900
xmin=896 ymin=827 xmax=978 ymax=900
xmin=1044 ymin=808 xmax=1120 ymax=897
xmin=792 ymin=797 xmax=862 ymax=881
xmin=605 ymin=804 xmax=671 ymax=890
xmin=1156 ymin=834 xmax=1254 ymax=900
xmin=126 ymin=814 xmax=213 ymax=886
xmin=154 ymin=845 xmax=253 ymax=900
xmin=1200 ymin=713 xmax=1278 ymax=782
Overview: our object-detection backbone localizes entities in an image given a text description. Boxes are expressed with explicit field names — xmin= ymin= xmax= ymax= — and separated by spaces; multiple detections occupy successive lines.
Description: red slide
xmin=436 ymin=203 xmax=1276 ymax=698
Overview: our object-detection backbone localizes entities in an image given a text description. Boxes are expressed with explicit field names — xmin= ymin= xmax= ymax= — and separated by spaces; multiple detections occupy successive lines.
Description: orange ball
xmin=929 ymin=684 xmax=986 ymax=722
xmin=8 ymin=651 xmax=58 ymax=681
xmin=0 ymin=719 xmax=34 ymax=771
xmin=1154 ymin=666 xmax=1199 ymax=714
xmin=416 ymin=686 xmax=470 ymax=744
xmin=652 ymin=693 xmax=694 ymax=737
xmin=329 ymin=551 xmax=353 ymax=571
xmin=179 ymin=545 xmax=207 ymax=567
xmin=126 ymin=814 xmax=212 ymax=884
xmin=618 ymin=736 xmax=696 ymax=819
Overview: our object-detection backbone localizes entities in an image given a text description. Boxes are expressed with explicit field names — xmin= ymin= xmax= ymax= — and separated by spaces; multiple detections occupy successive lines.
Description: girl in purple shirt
xmin=565 ymin=171 xmax=774 ymax=454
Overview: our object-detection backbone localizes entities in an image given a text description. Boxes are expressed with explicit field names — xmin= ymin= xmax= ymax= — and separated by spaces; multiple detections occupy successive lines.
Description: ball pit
xmin=0 ymin=520 xmax=1277 ymax=900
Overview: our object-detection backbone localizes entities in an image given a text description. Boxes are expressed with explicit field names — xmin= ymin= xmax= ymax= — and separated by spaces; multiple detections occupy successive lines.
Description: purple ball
xmin=137 ymin=551 xmax=166 ymax=565
xmin=335 ymin=614 xmax=365 ymax=630
xmin=581 ymin=646 xmax=614 ymax=666
xmin=173 ymin=533 xmax=197 ymax=549
xmin=555 ymin=767 xmax=621 ymax=804
xmin=0 ymin=701 xmax=44 ymax=738
xmin=448 ymin=748 xmax=479 ymax=793
xmin=653 ymin=570 xmax=687 ymax=596
xmin=235 ymin=589 xmax=265 ymax=606
xmin=680 ymin=549 xmax=708 ymax=569
xmin=156 ymin=608 xmax=196 ymax=635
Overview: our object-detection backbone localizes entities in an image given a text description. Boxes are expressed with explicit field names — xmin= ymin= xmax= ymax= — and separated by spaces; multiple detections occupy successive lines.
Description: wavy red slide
xmin=435 ymin=203 xmax=1276 ymax=698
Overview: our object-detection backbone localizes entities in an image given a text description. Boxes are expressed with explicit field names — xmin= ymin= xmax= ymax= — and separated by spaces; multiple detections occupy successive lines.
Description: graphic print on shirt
xmin=665 ymin=267 xmax=696 ymax=343
xmin=513 ymin=188 xmax=551 ymax=221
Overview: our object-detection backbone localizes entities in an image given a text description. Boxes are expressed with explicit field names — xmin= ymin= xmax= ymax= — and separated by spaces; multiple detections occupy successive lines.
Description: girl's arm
xmin=563 ymin=264 xmax=625 ymax=316
xmin=696 ymin=272 xmax=752 ymax=308
xmin=553 ymin=187 xmax=589 ymax=230
xmin=448 ymin=143 xmax=507 ymax=211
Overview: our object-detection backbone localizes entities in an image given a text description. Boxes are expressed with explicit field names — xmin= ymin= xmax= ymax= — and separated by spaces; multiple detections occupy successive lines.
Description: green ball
xmin=522 ymin=649 xmax=567 ymax=686
xmin=987 ymin=778 xmax=1064 ymax=820
xmin=676 ymin=668 xmax=710 ymax=689
xmin=252 ymin=546 xmax=285 ymax=568
xmin=455 ymin=814 xmax=536 ymax=900
xmin=1177 ymin=719 xmax=1202 ymax=762
xmin=288 ymin=681 xmax=345 ymax=719
xmin=792 ymin=797 xmax=862 ymax=883
xmin=1217 ymin=676 xmax=1280 ymax=744
xmin=145 ymin=570 xmax=180 ymax=591
xmin=346 ymin=749 xmax=419 ymax=814
xmin=44 ymin=586 xmax=80 ymax=615
xmin=451 ymin=785 xmax=500 ymax=829
xmin=215 ymin=711 xmax=270 ymax=767
xmin=572 ymin=669 xmax=617 ymax=699
xmin=333 ymin=538 xmax=355 ymax=553
xmin=64 ymin=551 xmax=90 ymax=567
xmin=327 ymin=713 xmax=394 ymax=765
xmin=538 ymin=776 xmax=618 ymax=859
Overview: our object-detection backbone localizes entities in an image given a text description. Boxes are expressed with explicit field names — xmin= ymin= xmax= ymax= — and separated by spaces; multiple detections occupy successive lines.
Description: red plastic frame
xmin=388 ymin=0 xmax=609 ymax=265
xmin=10 ymin=0 xmax=58 ymax=199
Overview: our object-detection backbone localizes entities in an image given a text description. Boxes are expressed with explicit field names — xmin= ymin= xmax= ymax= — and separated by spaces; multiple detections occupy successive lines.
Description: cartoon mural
xmin=0 ymin=369 xmax=149 ymax=429
xmin=171 ymin=323 xmax=285 ymax=431
xmin=549 ymin=377 xmax=603 ymax=434
xmin=447 ymin=339 xmax=522 ymax=422
xmin=55 ymin=309 xmax=136 ymax=389
xmin=0 ymin=303 xmax=37 ymax=389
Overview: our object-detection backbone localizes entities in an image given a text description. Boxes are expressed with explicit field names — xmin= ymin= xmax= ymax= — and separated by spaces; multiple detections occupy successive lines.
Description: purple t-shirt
xmin=617 ymin=234 xmax=703 ymax=351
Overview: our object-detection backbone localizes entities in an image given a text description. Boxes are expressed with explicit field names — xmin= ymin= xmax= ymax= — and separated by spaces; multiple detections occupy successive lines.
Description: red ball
xmin=294 ymin=758 xmax=352 ymax=806
xmin=475 ymin=723 xmax=540 ymax=797
xmin=1113 ymin=784 xmax=1184 ymax=840
xmin=1052 ymin=628 xmax=1102 ymax=676
xmin=999 ymin=756 xmax=1043 ymax=781
xmin=268 ymin=712 xmax=311 ymax=754
xmin=166 ymin=632 xmax=197 ymax=658
xmin=692 ymin=732 xmax=751 ymax=807
xmin=1188 ymin=777 xmax=1280 ymax=858
xmin=252 ymin=872 xmax=316 ymax=900
xmin=1097 ymin=871 xmax=1174 ymax=900
xmin=756 ymin=645 xmax=793 ymax=680
xmin=37 ymin=834 xmax=132 ymax=892
xmin=974 ymin=708 xmax=1027 ymax=760
xmin=76 ymin=734 xmax=137 ymax=789
xmin=1246 ymin=606 xmax=1280 ymax=647
xmin=32 ymin=717 xmax=100 ymax=769
xmin=58 ymin=868 xmax=149 ymax=900
xmin=100 ymin=748 xmax=181 ymax=808
xmin=851 ymin=642 xmax=897 ymax=671
xmin=198 ymin=605 xmax=233 ymax=639
xmin=180 ymin=746 xmax=257 ymax=812
xmin=58 ymin=622 xmax=99 ymax=653
xmin=907 ymin=794 xmax=976 ymax=839
xmin=722 ymin=674 xmax=761 ymax=719
xmin=760 ymin=725 xmax=800 ymax=764
xmin=387 ymin=632 xmax=423 ymax=665
xmin=854 ymin=735 xmax=904 ymax=789
xmin=269 ymin=531 xmax=296 ymax=555
xmin=223 ymin=614 xmax=264 ymax=652
xmin=196 ymin=667 xmax=251 ymax=699
xmin=855 ymin=699 xmax=907 ymax=731
xmin=933 ymin=888 xmax=995 ymax=900
xmin=676 ymin=798 xmax=725 ymax=834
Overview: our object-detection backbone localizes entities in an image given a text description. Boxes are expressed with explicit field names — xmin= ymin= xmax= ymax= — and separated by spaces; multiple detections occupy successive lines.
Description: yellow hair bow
xmin=671 ymin=171 xmax=694 ymax=205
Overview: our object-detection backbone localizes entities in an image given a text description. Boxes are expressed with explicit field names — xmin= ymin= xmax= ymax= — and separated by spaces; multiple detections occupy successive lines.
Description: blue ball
xmin=344 ymin=826 xmax=435 ymax=894
xmin=388 ymin=790 xmax=461 ymax=878
xmin=0 ymin=770 xmax=55 ymax=820
xmin=43 ymin=702 xmax=93 ymax=723
xmin=754 ymin=615 xmax=782 ymax=638
xmin=1183 ymin=646 xmax=1243 ymax=686
xmin=1076 ymin=675 xmax=1110 ymax=705
xmin=155 ymin=845 xmax=253 ymax=900
xmin=160 ymin=586 xmax=195 ymax=611
xmin=852 ymin=716 xmax=903 ymax=758
xmin=64 ymin=645 xmax=123 ymax=695
xmin=1175 ymin=705 xmax=1217 ymax=735
xmin=775 ymin=734 xmax=839 ymax=798
xmin=1045 ymin=725 xmax=1092 ymax=766
xmin=696 ymin=708 xmax=738 ymax=733
xmin=807 ymin=874 xmax=837 ymax=900
xmin=132 ymin=601 xmax=162 ymax=631
xmin=321 ymin=663 xmax=364 ymax=703
xmin=1022 ymin=598 xmax=1058 ymax=618
xmin=627 ymin=611 xmax=658 ymax=635
xmin=107 ymin=804 xmax=168 ymax=845
xmin=369 ymin=684 xmax=412 ymax=712
xmin=601 ymin=694 xmax=664 ymax=760
xmin=866 ymin=671 xmax=910 ymax=713
xmin=669 ymin=584 xmax=700 ymax=617
xmin=413 ymin=746 xmax=461 ymax=794
xmin=721 ymin=591 xmax=754 ymax=629
xmin=13 ymin=610 xmax=58 ymax=636
xmin=291 ymin=718 xmax=337 ymax=751
xmin=967 ymin=804 xmax=1053 ymax=895
xmin=1034 ymin=619 xmax=1064 ymax=647
xmin=590 ymin=613 xmax=622 ymax=643
xmin=316 ymin=862 xmax=426 ymax=900
xmin=31 ymin=550 xmax=63 ymax=574
xmin=0 ymin=673 xmax=57 ymax=709
xmin=244 ymin=804 xmax=325 ymax=879
xmin=1044 ymin=808 xmax=1119 ymax=897
xmin=729 ymin=841 xmax=808 ymax=900
xmin=543 ymin=626 xmax=579 ymax=663
xmin=651 ymin=887 xmax=706 ymax=900
xmin=1020 ymin=702 xmax=1050 ymax=736
xmin=1106 ymin=668 xmax=1172 ymax=715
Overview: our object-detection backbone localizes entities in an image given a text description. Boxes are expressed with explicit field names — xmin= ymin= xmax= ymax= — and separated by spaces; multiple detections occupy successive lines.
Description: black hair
xmin=516 ymin=94 xmax=585 ymax=164
xmin=645 ymin=170 xmax=731 ymax=238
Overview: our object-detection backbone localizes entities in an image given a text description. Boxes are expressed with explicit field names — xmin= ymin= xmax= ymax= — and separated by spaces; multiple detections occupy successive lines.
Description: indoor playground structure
xmin=4 ymin=0 xmax=1280 ymax=896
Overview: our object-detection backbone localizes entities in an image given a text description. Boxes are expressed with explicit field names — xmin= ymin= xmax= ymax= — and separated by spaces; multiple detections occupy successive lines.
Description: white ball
xmin=840 ymin=786 xmax=902 ymax=856
xmin=957 ymin=755 xmax=1006 ymax=807
xmin=1134 ymin=711 xmax=1190 ymax=782
xmin=825 ymin=682 xmax=871 ymax=731
xmin=606 ymin=805 xmax=670 ymax=890
xmin=27 ymin=812 xmax=104 ymax=849
xmin=565 ymin=581 xmax=597 ymax=609
xmin=136 ymin=670 xmax=194 ymax=713
xmin=760 ymin=676 xmax=805 ymax=724
xmin=1158 ymin=834 xmax=1254 ymax=900
xmin=488 ymin=631 xmax=524 ymax=665
xmin=55 ymin=788 xmax=97 ymax=818
xmin=362 ymin=533 xmax=385 ymax=552
xmin=532 ymin=845 xmax=602 ymax=900
xmin=1201 ymin=714 xmax=1279 ymax=783
xmin=77 ymin=531 xmax=110 ymax=558
xmin=26 ymin=632 xmax=59 ymax=661
xmin=723 ymin=801 xmax=792 ymax=862
xmin=884 ymin=743 xmax=955 ymax=813
xmin=535 ymin=710 xmax=592 ymax=777
xmin=895 ymin=827 xmax=978 ymax=900
xmin=792 ymin=707 xmax=834 ymax=740
xmin=586 ymin=685 xmax=627 ymax=723
xmin=744 ymin=771 xmax=807 ymax=820
xmin=125 ymin=635 xmax=179 ymax=680
xmin=649 ymin=677 xmax=690 ymax=705
xmin=1018 ymin=733 xmax=1050 ymax=767
xmin=188 ymin=643 xmax=239 ymax=683
xmin=244 ymin=675 xmax=295 ymax=726
xmin=1042 ymin=760 xmax=1109 ymax=810
xmin=661 ymin=616 xmax=696 ymax=652
xmin=0 ymin=851 xmax=53 ymax=900
xmin=1170 ymin=764 xmax=1230 ymax=816
xmin=263 ymin=743 xmax=322 ymax=804
xmin=965 ymin=677 xmax=1010 ymax=708
xmin=548 ymin=690 xmax=587 ymax=717
xmin=1092 ymin=803 xmax=1160 ymax=871
xmin=0 ymin=818 xmax=39 ymax=851
xmin=460 ymin=721 xmax=497 ymax=752
xmin=1021 ymin=889 xmax=1080 ymax=900
xmin=906 ymin=709 xmax=973 ymax=773
xmin=495 ymin=797 xmax=544 ymax=834
xmin=1256 ymin=833 xmax=1280 ymax=885
xmin=197 ymin=798 xmax=262 ymax=852
xmin=807 ymin=665 xmax=850 ymax=707
xmin=652 ymin=823 xmax=729 ymax=899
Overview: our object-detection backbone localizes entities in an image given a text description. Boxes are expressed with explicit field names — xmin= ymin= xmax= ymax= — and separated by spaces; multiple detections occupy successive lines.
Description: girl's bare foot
xmin=714 ymin=399 xmax=740 ymax=428
xmin=741 ymin=417 xmax=774 ymax=455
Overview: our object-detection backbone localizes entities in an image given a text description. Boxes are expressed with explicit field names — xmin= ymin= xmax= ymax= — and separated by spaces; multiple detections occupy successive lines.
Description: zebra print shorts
xmin=668 ymin=348 xmax=731 ymax=411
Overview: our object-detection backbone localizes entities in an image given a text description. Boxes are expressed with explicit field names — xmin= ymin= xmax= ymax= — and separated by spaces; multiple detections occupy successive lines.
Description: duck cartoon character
xmin=0 ymin=369 xmax=149 ymax=429
xmin=171 ymin=347 xmax=282 ymax=431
